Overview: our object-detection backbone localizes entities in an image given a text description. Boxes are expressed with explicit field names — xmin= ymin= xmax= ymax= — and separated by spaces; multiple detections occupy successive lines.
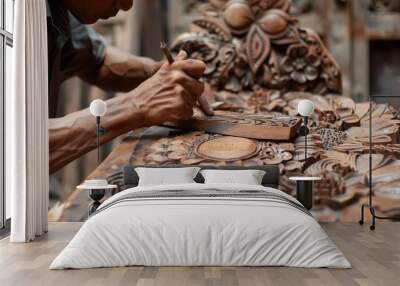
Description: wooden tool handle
xmin=160 ymin=41 xmax=174 ymax=64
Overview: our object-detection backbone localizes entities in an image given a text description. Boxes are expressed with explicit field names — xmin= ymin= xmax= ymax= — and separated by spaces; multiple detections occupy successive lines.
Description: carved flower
xmin=281 ymin=44 xmax=320 ymax=84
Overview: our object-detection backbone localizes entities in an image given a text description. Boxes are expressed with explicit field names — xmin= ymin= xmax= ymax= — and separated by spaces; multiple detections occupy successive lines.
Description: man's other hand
xmin=129 ymin=51 xmax=213 ymax=126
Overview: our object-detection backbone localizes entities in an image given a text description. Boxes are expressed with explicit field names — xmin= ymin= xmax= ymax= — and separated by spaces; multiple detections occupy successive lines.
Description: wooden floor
xmin=0 ymin=222 xmax=399 ymax=286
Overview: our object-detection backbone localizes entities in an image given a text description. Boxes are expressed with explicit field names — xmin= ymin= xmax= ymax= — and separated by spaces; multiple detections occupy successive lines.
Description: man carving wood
xmin=47 ymin=0 xmax=213 ymax=173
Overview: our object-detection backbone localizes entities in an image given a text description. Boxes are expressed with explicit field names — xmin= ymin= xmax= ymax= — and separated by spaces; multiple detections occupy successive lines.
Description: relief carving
xmin=51 ymin=0 xmax=400 ymax=222
xmin=123 ymin=93 xmax=400 ymax=215
xmin=124 ymin=0 xmax=400 ymax=217
xmin=173 ymin=0 xmax=342 ymax=95
xmin=135 ymin=0 xmax=400 ymax=215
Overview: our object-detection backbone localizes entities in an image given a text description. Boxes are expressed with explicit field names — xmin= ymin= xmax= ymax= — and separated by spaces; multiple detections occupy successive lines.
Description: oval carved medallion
xmin=195 ymin=136 xmax=259 ymax=161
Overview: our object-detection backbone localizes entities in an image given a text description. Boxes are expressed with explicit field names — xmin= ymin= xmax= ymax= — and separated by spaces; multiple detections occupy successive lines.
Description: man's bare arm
xmin=81 ymin=46 xmax=163 ymax=92
xmin=49 ymin=53 xmax=207 ymax=173
xmin=49 ymin=92 xmax=144 ymax=173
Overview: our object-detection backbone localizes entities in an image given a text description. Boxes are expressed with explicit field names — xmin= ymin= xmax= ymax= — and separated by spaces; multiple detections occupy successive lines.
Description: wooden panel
xmin=49 ymin=0 xmax=400 ymax=225
xmin=168 ymin=111 xmax=301 ymax=141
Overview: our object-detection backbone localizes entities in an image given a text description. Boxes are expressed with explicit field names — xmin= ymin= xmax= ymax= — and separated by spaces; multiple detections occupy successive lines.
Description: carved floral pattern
xmin=125 ymin=93 xmax=400 ymax=214
xmin=172 ymin=0 xmax=341 ymax=94
xmin=54 ymin=0 xmax=400 ymax=222
xmin=281 ymin=44 xmax=320 ymax=84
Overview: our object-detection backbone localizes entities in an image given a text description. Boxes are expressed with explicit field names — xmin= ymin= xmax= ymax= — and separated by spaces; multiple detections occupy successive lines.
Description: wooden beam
xmin=350 ymin=0 xmax=369 ymax=101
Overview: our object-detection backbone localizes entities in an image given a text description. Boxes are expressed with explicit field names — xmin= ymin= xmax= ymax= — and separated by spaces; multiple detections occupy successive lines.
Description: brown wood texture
xmin=50 ymin=0 xmax=400 ymax=223
xmin=172 ymin=0 xmax=342 ymax=95
xmin=195 ymin=136 xmax=259 ymax=161
xmin=180 ymin=0 xmax=400 ymax=102
xmin=168 ymin=111 xmax=302 ymax=140
xmin=51 ymin=95 xmax=400 ymax=223
xmin=1 ymin=222 xmax=400 ymax=286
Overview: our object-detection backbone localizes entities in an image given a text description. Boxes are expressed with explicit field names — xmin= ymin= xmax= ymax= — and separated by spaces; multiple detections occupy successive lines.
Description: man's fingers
xmin=171 ymin=59 xmax=206 ymax=79
xmin=172 ymin=71 xmax=204 ymax=99
xmin=198 ymin=94 xmax=214 ymax=116
xmin=175 ymin=50 xmax=188 ymax=61
xmin=177 ymin=82 xmax=213 ymax=117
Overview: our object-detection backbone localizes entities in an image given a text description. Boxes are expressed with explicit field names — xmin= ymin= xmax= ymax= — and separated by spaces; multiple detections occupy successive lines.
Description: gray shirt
xmin=47 ymin=0 xmax=106 ymax=118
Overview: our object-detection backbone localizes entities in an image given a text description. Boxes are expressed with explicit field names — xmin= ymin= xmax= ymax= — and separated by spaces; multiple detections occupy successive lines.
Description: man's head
xmin=62 ymin=0 xmax=134 ymax=24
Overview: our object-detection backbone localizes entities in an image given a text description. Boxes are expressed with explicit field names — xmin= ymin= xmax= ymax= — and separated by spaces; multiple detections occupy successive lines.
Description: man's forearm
xmin=49 ymin=93 xmax=146 ymax=173
xmin=82 ymin=46 xmax=162 ymax=92
xmin=50 ymin=51 xmax=209 ymax=173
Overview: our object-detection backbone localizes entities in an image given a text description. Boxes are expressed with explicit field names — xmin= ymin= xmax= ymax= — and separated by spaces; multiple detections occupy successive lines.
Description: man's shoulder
xmin=46 ymin=0 xmax=106 ymax=76
xmin=46 ymin=0 xmax=70 ymax=37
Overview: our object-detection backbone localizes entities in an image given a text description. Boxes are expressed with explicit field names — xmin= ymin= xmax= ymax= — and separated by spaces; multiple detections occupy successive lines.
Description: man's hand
xmin=130 ymin=51 xmax=213 ymax=126
xmin=49 ymin=51 xmax=213 ymax=173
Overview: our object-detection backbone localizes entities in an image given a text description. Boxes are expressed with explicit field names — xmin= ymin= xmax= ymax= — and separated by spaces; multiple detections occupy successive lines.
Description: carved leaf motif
xmin=332 ymin=142 xmax=363 ymax=153
xmin=246 ymin=24 xmax=271 ymax=74
xmin=356 ymin=154 xmax=385 ymax=174
xmin=270 ymin=26 xmax=300 ymax=45
xmin=354 ymin=102 xmax=370 ymax=120
xmin=192 ymin=16 xmax=232 ymax=41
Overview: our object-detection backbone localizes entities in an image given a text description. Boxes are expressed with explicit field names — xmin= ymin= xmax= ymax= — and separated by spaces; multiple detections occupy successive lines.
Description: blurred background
xmin=49 ymin=0 xmax=400 ymax=213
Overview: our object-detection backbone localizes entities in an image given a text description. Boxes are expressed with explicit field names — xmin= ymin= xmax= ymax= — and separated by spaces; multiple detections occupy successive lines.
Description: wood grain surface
xmin=195 ymin=136 xmax=259 ymax=161
xmin=166 ymin=112 xmax=302 ymax=140
xmin=1 ymin=222 xmax=399 ymax=286
xmin=49 ymin=0 xmax=400 ymax=223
